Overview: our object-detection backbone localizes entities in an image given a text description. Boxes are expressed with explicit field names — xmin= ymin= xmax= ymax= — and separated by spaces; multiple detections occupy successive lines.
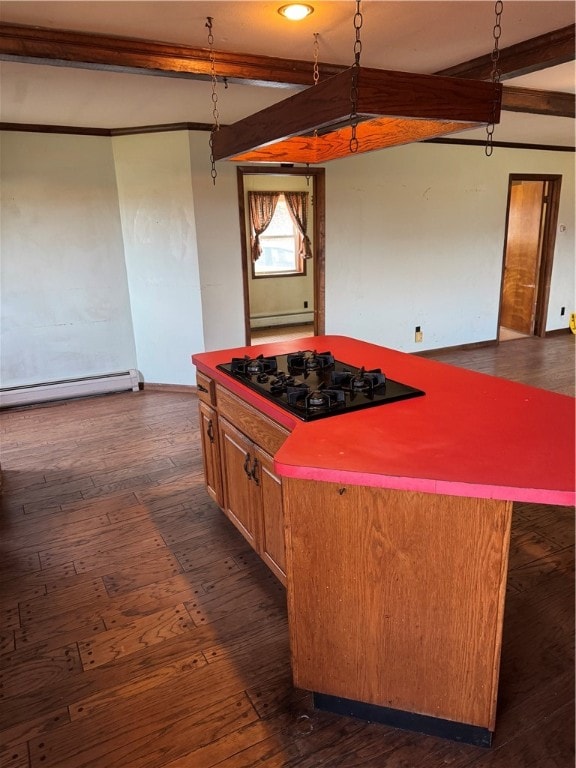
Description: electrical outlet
xmin=304 ymin=301 xmax=308 ymax=308
xmin=561 ymin=306 xmax=565 ymax=316
xmin=415 ymin=326 xmax=423 ymax=343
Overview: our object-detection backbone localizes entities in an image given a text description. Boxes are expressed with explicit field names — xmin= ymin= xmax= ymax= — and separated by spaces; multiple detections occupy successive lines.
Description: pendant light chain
xmin=485 ymin=0 xmax=503 ymax=157
xmin=313 ymin=33 xmax=320 ymax=85
xmin=349 ymin=0 xmax=363 ymax=153
xmin=206 ymin=16 xmax=220 ymax=184
xmin=308 ymin=33 xmax=320 ymax=186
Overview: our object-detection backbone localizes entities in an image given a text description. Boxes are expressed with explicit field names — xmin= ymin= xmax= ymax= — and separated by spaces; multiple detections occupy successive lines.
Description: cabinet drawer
xmin=196 ymin=371 xmax=216 ymax=405
xmin=216 ymin=385 xmax=289 ymax=455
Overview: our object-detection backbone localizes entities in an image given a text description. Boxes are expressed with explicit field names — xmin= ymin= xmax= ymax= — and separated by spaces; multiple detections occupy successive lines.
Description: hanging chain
xmin=309 ymin=32 xmax=321 ymax=162
xmin=349 ymin=0 xmax=363 ymax=153
xmin=313 ymin=33 xmax=320 ymax=85
xmin=485 ymin=0 xmax=503 ymax=157
xmin=206 ymin=16 xmax=219 ymax=184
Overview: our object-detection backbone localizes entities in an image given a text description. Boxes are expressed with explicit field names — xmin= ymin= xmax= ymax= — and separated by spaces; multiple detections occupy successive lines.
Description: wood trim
xmin=0 ymin=121 xmax=213 ymax=136
xmin=415 ymin=339 xmax=498 ymax=357
xmin=0 ymin=21 xmax=342 ymax=87
xmin=112 ymin=122 xmax=213 ymax=136
xmin=436 ymin=24 xmax=576 ymax=81
xmin=1 ymin=22 xmax=573 ymax=118
xmin=2 ymin=123 xmax=573 ymax=155
xmin=236 ymin=170 xmax=253 ymax=346
xmin=502 ymin=86 xmax=575 ymax=119
xmin=314 ymin=170 xmax=326 ymax=336
xmin=0 ymin=122 xmax=112 ymax=136
xmin=546 ymin=327 xmax=572 ymax=337
xmin=534 ymin=177 xmax=562 ymax=337
xmin=142 ymin=383 xmax=197 ymax=393
xmin=236 ymin=166 xmax=326 ymax=345
xmin=426 ymin=138 xmax=575 ymax=152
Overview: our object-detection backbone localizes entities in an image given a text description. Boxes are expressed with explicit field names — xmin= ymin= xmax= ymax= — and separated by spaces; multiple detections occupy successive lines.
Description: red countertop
xmin=192 ymin=335 xmax=575 ymax=506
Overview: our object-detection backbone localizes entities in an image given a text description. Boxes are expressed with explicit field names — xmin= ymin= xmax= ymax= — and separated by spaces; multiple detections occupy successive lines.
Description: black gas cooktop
xmin=216 ymin=350 xmax=425 ymax=421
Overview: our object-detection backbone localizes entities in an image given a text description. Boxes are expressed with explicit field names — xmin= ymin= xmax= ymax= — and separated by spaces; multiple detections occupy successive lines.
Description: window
xmin=253 ymin=195 xmax=305 ymax=278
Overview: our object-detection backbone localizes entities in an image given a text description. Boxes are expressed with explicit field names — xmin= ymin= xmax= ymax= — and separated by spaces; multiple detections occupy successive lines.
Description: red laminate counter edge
xmin=192 ymin=335 xmax=575 ymax=506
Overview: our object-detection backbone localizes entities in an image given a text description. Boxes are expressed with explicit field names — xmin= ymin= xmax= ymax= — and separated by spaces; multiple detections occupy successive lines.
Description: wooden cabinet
xmin=197 ymin=371 xmax=223 ymax=507
xmin=283 ymin=478 xmax=513 ymax=738
xmin=196 ymin=373 xmax=288 ymax=584
xmin=219 ymin=417 xmax=262 ymax=551
xmin=254 ymin=445 xmax=286 ymax=582
xmin=198 ymin=401 xmax=223 ymax=507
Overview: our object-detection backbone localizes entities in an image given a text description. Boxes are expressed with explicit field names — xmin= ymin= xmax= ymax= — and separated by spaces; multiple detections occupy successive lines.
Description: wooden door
xmin=219 ymin=418 xmax=261 ymax=551
xmin=198 ymin=402 xmax=223 ymax=507
xmin=255 ymin=445 xmax=286 ymax=584
xmin=500 ymin=180 xmax=546 ymax=335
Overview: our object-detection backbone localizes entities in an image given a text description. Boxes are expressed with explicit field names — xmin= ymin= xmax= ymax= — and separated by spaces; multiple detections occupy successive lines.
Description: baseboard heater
xmin=250 ymin=311 xmax=314 ymax=329
xmin=0 ymin=370 xmax=140 ymax=409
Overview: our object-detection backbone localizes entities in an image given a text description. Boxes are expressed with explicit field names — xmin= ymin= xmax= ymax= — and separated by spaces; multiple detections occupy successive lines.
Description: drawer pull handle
xmin=251 ymin=458 xmax=260 ymax=486
xmin=207 ymin=420 xmax=215 ymax=444
xmin=243 ymin=453 xmax=252 ymax=478
xmin=197 ymin=384 xmax=208 ymax=393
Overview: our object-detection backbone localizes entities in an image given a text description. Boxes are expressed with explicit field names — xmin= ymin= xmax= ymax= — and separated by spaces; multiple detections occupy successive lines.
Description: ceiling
xmin=0 ymin=1 xmax=574 ymax=147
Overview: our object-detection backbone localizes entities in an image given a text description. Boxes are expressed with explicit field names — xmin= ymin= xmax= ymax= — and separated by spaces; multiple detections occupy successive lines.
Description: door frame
xmin=498 ymin=174 xmax=562 ymax=339
xmin=237 ymin=165 xmax=325 ymax=345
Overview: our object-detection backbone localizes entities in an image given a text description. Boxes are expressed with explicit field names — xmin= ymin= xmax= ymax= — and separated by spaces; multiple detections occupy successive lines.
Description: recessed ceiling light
xmin=278 ymin=4 xmax=314 ymax=21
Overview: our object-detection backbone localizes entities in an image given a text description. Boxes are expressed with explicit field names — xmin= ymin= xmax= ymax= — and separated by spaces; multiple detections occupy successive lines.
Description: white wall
xmin=0 ymin=131 xmax=136 ymax=388
xmin=325 ymin=142 xmax=575 ymax=351
xmin=188 ymin=132 xmax=246 ymax=352
xmin=112 ymin=132 xmax=204 ymax=385
xmin=1 ymin=130 xmax=573 ymax=393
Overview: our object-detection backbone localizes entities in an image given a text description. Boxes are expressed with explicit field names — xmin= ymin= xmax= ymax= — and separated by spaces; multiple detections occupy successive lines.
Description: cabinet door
xmin=198 ymin=401 xmax=223 ymax=507
xmin=219 ymin=418 xmax=261 ymax=551
xmin=255 ymin=446 xmax=286 ymax=585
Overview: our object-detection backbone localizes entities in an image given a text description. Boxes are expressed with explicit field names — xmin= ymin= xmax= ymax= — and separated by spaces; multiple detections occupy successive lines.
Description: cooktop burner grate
xmin=216 ymin=350 xmax=425 ymax=421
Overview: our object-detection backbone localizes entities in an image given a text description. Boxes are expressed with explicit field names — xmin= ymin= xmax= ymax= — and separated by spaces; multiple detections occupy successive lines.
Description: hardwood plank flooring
xmin=0 ymin=334 xmax=573 ymax=767
xmin=251 ymin=324 xmax=314 ymax=345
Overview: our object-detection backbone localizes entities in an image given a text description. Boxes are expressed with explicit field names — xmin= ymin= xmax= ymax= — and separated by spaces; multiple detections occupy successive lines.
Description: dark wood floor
xmin=1 ymin=334 xmax=574 ymax=768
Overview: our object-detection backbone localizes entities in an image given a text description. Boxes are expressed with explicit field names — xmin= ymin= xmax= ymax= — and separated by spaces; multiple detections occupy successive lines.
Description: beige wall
xmin=113 ymin=131 xmax=204 ymax=385
xmin=0 ymin=131 xmax=137 ymax=388
xmin=1 ymin=129 xmax=574 ymax=389
xmin=324 ymin=142 xmax=574 ymax=351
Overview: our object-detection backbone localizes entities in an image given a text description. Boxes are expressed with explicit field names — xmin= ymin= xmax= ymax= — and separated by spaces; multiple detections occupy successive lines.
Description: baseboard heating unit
xmin=0 ymin=370 xmax=140 ymax=409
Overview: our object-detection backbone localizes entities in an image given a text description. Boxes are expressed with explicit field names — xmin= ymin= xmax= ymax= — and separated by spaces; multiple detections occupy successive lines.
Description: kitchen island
xmin=192 ymin=335 xmax=575 ymax=746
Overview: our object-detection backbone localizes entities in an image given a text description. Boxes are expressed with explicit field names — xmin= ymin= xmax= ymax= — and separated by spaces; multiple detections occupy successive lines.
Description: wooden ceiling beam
xmin=0 ymin=22 xmax=574 ymax=118
xmin=502 ymin=86 xmax=575 ymax=118
xmin=436 ymin=24 xmax=575 ymax=81
xmin=0 ymin=22 xmax=341 ymax=87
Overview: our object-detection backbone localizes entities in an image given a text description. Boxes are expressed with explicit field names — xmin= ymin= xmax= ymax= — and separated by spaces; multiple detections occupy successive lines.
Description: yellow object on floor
xmin=570 ymin=313 xmax=576 ymax=334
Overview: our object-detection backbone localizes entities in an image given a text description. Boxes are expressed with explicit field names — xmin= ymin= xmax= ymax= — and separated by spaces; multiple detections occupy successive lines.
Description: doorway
xmin=237 ymin=166 xmax=325 ymax=346
xmin=499 ymin=175 xmax=561 ymax=341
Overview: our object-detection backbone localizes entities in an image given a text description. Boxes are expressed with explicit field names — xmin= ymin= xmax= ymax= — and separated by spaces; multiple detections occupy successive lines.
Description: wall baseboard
xmin=250 ymin=312 xmax=314 ymax=329
xmin=142 ymin=383 xmax=197 ymax=394
xmin=545 ymin=328 xmax=572 ymax=337
xmin=416 ymin=338 xmax=498 ymax=357
xmin=0 ymin=370 xmax=139 ymax=409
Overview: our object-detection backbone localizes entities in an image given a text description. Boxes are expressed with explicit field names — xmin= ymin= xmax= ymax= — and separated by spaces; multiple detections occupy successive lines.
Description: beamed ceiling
xmin=0 ymin=1 xmax=574 ymax=148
